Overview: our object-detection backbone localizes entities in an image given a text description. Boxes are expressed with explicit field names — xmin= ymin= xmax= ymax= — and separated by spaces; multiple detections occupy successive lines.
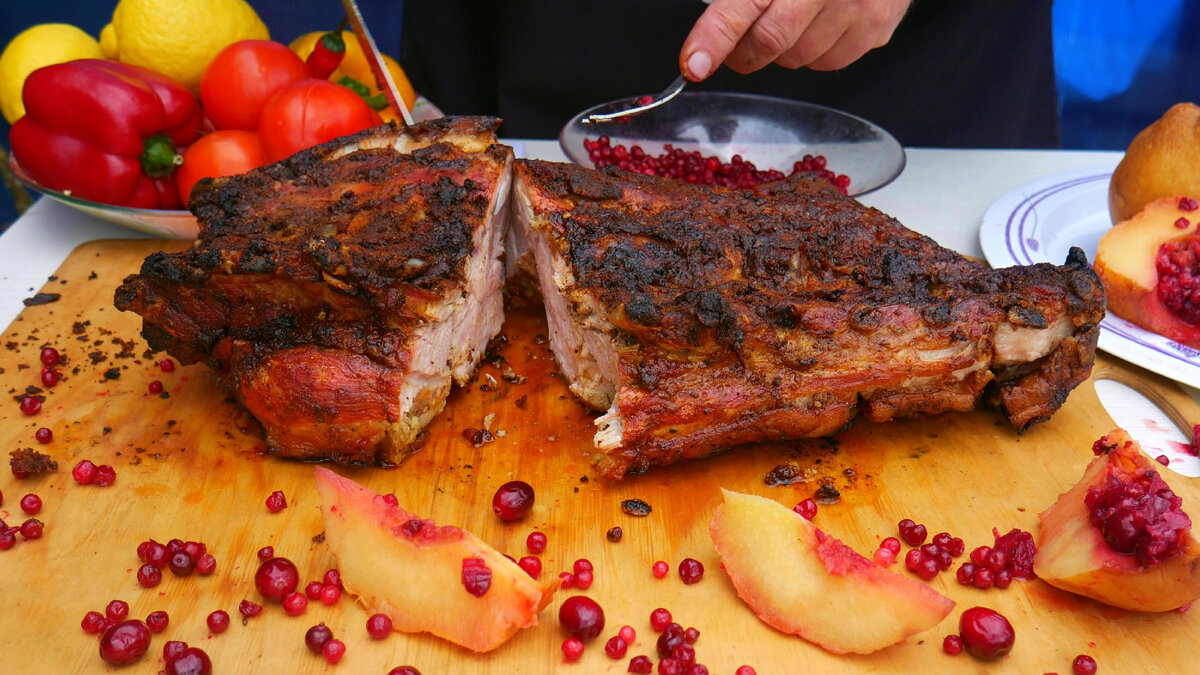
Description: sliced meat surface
xmin=511 ymin=159 xmax=1105 ymax=479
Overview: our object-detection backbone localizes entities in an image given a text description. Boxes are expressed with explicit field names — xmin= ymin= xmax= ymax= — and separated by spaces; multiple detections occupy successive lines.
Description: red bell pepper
xmin=9 ymin=59 xmax=202 ymax=210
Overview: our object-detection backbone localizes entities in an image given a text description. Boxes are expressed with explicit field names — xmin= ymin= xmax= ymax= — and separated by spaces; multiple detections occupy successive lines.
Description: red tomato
xmin=258 ymin=79 xmax=380 ymax=163
xmin=201 ymin=40 xmax=310 ymax=131
xmin=176 ymin=130 xmax=264 ymax=206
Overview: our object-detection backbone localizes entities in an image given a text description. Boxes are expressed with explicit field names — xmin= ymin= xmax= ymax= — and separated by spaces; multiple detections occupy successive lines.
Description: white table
xmin=11 ymin=142 xmax=1191 ymax=472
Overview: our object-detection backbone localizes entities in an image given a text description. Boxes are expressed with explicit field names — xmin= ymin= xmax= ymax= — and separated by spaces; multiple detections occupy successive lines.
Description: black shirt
xmin=400 ymin=0 xmax=1059 ymax=148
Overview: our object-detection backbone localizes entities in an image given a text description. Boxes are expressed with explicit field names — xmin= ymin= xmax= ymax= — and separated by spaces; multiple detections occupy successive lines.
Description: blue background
xmin=1 ymin=0 xmax=1198 ymax=228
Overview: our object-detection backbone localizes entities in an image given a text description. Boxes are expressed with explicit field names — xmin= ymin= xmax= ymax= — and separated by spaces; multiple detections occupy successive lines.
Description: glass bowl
xmin=560 ymin=91 xmax=906 ymax=196
xmin=9 ymin=155 xmax=199 ymax=239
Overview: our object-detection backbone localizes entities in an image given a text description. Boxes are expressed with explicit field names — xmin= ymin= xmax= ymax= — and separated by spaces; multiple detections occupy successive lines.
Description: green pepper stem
xmin=140 ymin=134 xmax=182 ymax=178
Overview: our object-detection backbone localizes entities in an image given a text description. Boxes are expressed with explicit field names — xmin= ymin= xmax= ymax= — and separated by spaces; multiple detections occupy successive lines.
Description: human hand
xmin=680 ymin=0 xmax=912 ymax=80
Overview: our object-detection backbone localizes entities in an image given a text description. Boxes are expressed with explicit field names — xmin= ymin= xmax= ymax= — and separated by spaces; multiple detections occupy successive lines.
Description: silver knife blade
xmin=340 ymin=0 xmax=415 ymax=126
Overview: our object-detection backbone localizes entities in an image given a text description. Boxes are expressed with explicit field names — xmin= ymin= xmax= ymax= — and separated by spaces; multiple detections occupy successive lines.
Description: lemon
xmin=289 ymin=30 xmax=418 ymax=111
xmin=0 ymin=23 xmax=104 ymax=124
xmin=109 ymin=0 xmax=269 ymax=93
xmin=99 ymin=23 xmax=118 ymax=60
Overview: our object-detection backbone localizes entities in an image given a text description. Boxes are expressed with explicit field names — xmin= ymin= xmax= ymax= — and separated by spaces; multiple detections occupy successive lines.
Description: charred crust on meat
xmin=1006 ymin=305 xmax=1048 ymax=329
xmin=515 ymin=158 xmax=1106 ymax=479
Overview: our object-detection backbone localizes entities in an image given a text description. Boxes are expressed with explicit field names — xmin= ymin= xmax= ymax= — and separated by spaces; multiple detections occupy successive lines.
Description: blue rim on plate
xmin=979 ymin=165 xmax=1200 ymax=390
xmin=560 ymin=91 xmax=906 ymax=197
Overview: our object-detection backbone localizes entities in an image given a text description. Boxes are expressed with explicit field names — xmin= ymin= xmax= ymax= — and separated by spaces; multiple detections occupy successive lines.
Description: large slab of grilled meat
xmin=115 ymin=117 xmax=511 ymax=464
xmin=511 ymin=159 xmax=1106 ymax=479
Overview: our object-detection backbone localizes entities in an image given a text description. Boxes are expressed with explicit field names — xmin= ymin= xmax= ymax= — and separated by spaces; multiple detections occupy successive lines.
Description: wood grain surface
xmin=2 ymin=239 xmax=1198 ymax=674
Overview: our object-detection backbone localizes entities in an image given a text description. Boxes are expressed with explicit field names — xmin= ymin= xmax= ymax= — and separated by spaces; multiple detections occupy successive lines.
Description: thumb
xmin=680 ymin=0 xmax=770 ymax=81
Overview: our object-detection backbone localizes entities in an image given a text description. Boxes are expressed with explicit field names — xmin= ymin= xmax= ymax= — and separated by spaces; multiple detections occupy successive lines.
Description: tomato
xmin=257 ymin=79 xmax=380 ymax=163
xmin=201 ymin=40 xmax=310 ymax=131
xmin=176 ymin=130 xmax=264 ymax=206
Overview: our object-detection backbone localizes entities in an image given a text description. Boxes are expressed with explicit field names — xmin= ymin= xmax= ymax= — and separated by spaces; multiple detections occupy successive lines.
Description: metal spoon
xmin=581 ymin=74 xmax=687 ymax=125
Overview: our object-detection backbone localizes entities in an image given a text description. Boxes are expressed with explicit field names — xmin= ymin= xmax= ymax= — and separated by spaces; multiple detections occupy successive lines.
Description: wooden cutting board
xmin=2 ymin=239 xmax=1199 ymax=674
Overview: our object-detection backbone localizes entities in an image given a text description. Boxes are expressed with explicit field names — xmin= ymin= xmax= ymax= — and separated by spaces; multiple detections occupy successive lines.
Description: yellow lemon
xmin=99 ymin=23 xmax=118 ymax=60
xmin=109 ymin=0 xmax=269 ymax=93
xmin=289 ymin=30 xmax=418 ymax=111
xmin=0 ymin=23 xmax=104 ymax=124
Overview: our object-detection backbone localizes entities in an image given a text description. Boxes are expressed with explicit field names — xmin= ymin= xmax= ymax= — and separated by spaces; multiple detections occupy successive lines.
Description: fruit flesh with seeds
xmin=1034 ymin=428 xmax=1200 ymax=611
xmin=709 ymin=489 xmax=954 ymax=654
xmin=1095 ymin=196 xmax=1200 ymax=348
xmin=314 ymin=467 xmax=556 ymax=652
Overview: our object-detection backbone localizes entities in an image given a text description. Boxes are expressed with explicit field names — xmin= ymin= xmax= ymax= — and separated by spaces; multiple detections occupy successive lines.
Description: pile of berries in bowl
xmin=561 ymin=91 xmax=905 ymax=197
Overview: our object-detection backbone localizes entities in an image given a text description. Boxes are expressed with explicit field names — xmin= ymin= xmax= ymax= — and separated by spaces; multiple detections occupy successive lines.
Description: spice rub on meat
xmin=511 ymin=159 xmax=1106 ymax=479
xmin=115 ymin=117 xmax=512 ymax=464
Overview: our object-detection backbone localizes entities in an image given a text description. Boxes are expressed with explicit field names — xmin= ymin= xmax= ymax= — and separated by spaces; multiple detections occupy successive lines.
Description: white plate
xmin=980 ymin=166 xmax=1200 ymax=390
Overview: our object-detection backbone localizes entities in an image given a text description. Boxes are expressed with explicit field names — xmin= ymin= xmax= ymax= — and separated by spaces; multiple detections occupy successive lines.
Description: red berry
xmin=265 ymin=490 xmax=287 ymax=513
xmin=168 ymin=552 xmax=195 ymax=576
xmin=573 ymin=568 xmax=594 ymax=589
xmin=958 ymin=607 xmax=1015 ymax=661
xmin=20 ymin=518 xmax=43 ymax=540
xmin=387 ymin=668 xmax=421 ymax=675
xmin=137 ymin=564 xmax=162 ymax=588
xmin=207 ymin=610 xmax=230 ymax=634
xmin=305 ymin=623 xmax=333 ymax=653
xmin=106 ymin=600 xmax=130 ymax=622
xmin=793 ymin=498 xmax=817 ymax=520
xmin=559 ymin=595 xmax=606 ymax=639
xmin=99 ymin=620 xmax=151 ymax=665
xmin=257 ymin=545 xmax=275 ymax=562
xmin=322 ymin=639 xmax=346 ymax=664
xmin=239 ymin=600 xmax=263 ymax=619
xmin=684 ymin=626 xmax=700 ymax=643
xmin=898 ymin=518 xmax=928 ymax=546
xmin=629 ymin=655 xmax=654 ymax=673
xmin=619 ymin=625 xmax=637 ymax=643
xmin=461 ymin=557 xmax=492 ymax=597
xmin=159 ymin=358 xmax=176 ymax=372
xmin=41 ymin=368 xmax=58 ymax=387
xmin=72 ymin=459 xmax=96 ymax=484
xmin=163 ymin=640 xmax=188 ymax=664
xmin=526 ymin=531 xmax=547 ymax=553
xmin=19 ymin=493 xmax=41 ymax=515
xmin=323 ymin=568 xmax=342 ymax=589
xmin=305 ymin=580 xmax=324 ymax=600
xmin=650 ymin=607 xmax=672 ymax=632
xmin=34 ymin=427 xmax=52 ymax=444
xmin=148 ymin=380 xmax=164 ymax=394
xmin=943 ymin=634 xmax=963 ymax=655
xmin=1073 ymin=654 xmax=1098 ymax=675
xmin=518 ymin=555 xmax=542 ymax=578
xmin=146 ymin=611 xmax=169 ymax=633
xmin=605 ymin=635 xmax=629 ymax=659
xmin=735 ymin=668 xmax=757 ymax=675
xmin=93 ymin=464 xmax=117 ymax=486
xmin=678 ymin=558 xmax=704 ymax=584
xmin=880 ymin=537 xmax=902 ymax=554
xmin=255 ymin=557 xmax=299 ymax=601
xmin=19 ymin=395 xmax=41 ymax=415
xmin=492 ymin=480 xmax=535 ymax=521
xmin=195 ymin=553 xmax=217 ymax=575
xmin=82 ymin=611 xmax=106 ymax=634
xmin=562 ymin=636 xmax=585 ymax=661
xmin=319 ymin=583 xmax=341 ymax=605
xmin=165 ymin=647 xmax=212 ymax=675
xmin=652 ymin=560 xmax=670 ymax=578
xmin=367 ymin=613 xmax=393 ymax=639
xmin=40 ymin=347 xmax=60 ymax=367
xmin=283 ymin=591 xmax=308 ymax=616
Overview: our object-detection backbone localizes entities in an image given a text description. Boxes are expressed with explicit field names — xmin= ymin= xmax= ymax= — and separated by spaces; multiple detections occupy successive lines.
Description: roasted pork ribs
xmin=115 ymin=117 xmax=512 ymax=464
xmin=511 ymin=159 xmax=1105 ymax=479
